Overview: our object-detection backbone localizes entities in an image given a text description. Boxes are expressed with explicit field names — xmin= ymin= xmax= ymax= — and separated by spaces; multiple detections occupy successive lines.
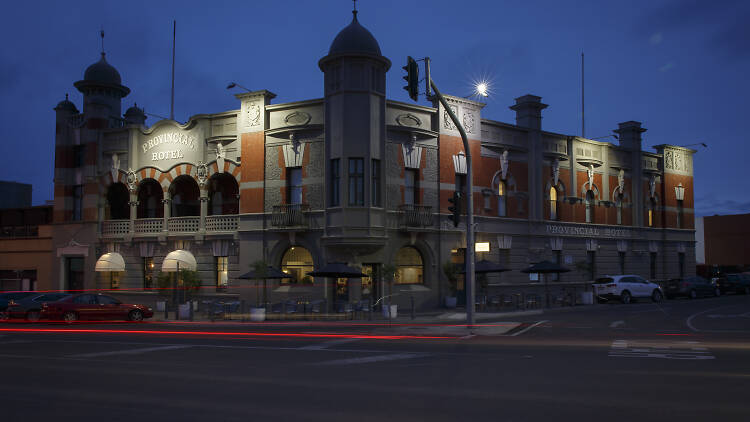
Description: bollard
xmin=410 ymin=295 xmax=415 ymax=320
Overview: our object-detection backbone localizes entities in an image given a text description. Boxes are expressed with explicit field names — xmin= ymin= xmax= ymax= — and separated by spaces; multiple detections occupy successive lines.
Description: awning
xmin=95 ymin=252 xmax=125 ymax=272
xmin=162 ymin=249 xmax=197 ymax=272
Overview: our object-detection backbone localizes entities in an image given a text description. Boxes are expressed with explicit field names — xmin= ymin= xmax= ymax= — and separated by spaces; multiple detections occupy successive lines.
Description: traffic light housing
xmin=402 ymin=56 xmax=419 ymax=101
xmin=447 ymin=191 xmax=462 ymax=227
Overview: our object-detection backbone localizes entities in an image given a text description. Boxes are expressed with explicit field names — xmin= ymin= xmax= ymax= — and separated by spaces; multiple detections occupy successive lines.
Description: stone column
xmin=162 ymin=194 xmax=171 ymax=233
xmin=199 ymin=189 xmax=208 ymax=232
xmin=129 ymin=192 xmax=138 ymax=234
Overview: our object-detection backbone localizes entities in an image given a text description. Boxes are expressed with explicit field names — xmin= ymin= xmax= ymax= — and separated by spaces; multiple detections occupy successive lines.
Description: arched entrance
xmin=208 ymin=173 xmax=239 ymax=215
xmin=137 ymin=179 xmax=163 ymax=218
xmin=169 ymin=175 xmax=200 ymax=217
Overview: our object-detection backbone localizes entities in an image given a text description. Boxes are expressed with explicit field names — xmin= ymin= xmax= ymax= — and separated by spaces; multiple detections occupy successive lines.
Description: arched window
xmin=395 ymin=246 xmax=424 ymax=285
xmin=137 ymin=179 xmax=163 ymax=219
xmin=169 ymin=175 xmax=200 ymax=217
xmin=105 ymin=183 xmax=129 ymax=220
xmin=280 ymin=246 xmax=314 ymax=284
xmin=615 ymin=192 xmax=623 ymax=225
xmin=497 ymin=180 xmax=506 ymax=217
xmin=585 ymin=190 xmax=595 ymax=223
xmin=648 ymin=197 xmax=656 ymax=227
xmin=549 ymin=186 xmax=557 ymax=221
xmin=208 ymin=173 xmax=239 ymax=215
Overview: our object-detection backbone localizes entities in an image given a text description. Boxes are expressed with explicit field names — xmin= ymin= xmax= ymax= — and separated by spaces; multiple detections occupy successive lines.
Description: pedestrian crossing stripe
xmin=608 ymin=340 xmax=715 ymax=360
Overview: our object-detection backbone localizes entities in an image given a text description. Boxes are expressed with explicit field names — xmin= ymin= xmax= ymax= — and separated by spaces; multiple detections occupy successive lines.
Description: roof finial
xmin=65 ymin=93 xmax=69 ymax=101
xmin=352 ymin=0 xmax=358 ymax=19
xmin=100 ymin=27 xmax=105 ymax=57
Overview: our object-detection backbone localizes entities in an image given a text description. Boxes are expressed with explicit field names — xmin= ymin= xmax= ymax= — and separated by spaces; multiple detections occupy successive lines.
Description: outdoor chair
xmin=525 ymin=294 xmax=539 ymax=309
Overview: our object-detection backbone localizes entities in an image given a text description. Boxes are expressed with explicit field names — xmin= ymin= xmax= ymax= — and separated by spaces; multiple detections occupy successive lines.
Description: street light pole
xmin=429 ymin=79 xmax=476 ymax=327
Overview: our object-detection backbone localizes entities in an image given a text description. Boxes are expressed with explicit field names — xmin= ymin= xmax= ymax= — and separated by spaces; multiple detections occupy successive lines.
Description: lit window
xmin=281 ymin=247 xmax=314 ymax=285
xmin=395 ymin=246 xmax=424 ymax=285
xmin=143 ymin=257 xmax=154 ymax=289
xmin=549 ymin=186 xmax=557 ymax=220
xmin=216 ymin=256 xmax=228 ymax=290
xmin=498 ymin=180 xmax=506 ymax=217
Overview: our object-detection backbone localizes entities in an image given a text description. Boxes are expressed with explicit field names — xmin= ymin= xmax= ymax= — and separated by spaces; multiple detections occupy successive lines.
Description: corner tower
xmin=74 ymin=52 xmax=130 ymax=128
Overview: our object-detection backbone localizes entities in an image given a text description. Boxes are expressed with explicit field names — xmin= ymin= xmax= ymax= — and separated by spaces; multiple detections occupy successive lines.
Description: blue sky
xmin=1 ymin=0 xmax=747 ymax=216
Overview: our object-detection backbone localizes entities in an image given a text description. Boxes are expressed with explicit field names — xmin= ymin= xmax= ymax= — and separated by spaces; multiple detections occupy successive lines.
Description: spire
xmin=100 ymin=27 xmax=105 ymax=55
xmin=352 ymin=0 xmax=358 ymax=20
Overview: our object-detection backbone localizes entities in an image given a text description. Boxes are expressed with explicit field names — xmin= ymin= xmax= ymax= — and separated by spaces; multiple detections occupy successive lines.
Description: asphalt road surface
xmin=1 ymin=295 xmax=748 ymax=421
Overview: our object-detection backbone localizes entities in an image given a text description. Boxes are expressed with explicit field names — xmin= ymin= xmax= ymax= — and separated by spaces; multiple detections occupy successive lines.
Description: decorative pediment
xmin=284 ymin=111 xmax=311 ymax=126
xmin=396 ymin=113 xmax=421 ymax=128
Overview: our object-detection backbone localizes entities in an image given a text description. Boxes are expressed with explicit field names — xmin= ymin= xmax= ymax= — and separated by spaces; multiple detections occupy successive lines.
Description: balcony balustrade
xmin=205 ymin=215 xmax=239 ymax=232
xmin=100 ymin=219 xmax=131 ymax=237
xmin=398 ymin=205 xmax=434 ymax=228
xmin=271 ymin=204 xmax=309 ymax=228
xmin=167 ymin=216 xmax=200 ymax=233
xmin=134 ymin=218 xmax=163 ymax=234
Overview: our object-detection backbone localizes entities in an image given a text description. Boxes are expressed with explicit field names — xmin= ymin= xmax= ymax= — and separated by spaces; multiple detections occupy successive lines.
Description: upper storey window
xmin=287 ymin=168 xmax=303 ymax=205
xmin=549 ymin=186 xmax=557 ymax=221
xmin=404 ymin=169 xmax=419 ymax=205
xmin=585 ymin=190 xmax=595 ymax=223
xmin=348 ymin=158 xmax=364 ymax=206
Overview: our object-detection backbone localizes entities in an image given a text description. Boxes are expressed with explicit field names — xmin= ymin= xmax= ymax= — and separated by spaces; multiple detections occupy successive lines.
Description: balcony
xmin=134 ymin=218 xmax=163 ymax=234
xmin=167 ymin=216 xmax=200 ymax=233
xmin=271 ymin=204 xmax=310 ymax=228
xmin=398 ymin=205 xmax=434 ymax=229
xmin=100 ymin=220 xmax=131 ymax=237
xmin=206 ymin=215 xmax=238 ymax=232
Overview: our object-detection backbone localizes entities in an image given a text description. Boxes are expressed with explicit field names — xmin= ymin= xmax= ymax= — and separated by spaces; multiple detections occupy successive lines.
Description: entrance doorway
xmin=451 ymin=248 xmax=466 ymax=305
xmin=66 ymin=257 xmax=85 ymax=292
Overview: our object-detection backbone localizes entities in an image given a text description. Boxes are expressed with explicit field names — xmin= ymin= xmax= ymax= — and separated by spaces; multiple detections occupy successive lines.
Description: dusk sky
xmin=1 ymin=0 xmax=747 ymax=217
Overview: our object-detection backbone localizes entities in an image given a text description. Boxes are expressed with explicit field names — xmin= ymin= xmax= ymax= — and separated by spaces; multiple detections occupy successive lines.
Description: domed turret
xmin=124 ymin=103 xmax=146 ymax=126
xmin=319 ymin=10 xmax=390 ymax=71
xmin=74 ymin=51 xmax=130 ymax=123
xmin=54 ymin=94 xmax=78 ymax=114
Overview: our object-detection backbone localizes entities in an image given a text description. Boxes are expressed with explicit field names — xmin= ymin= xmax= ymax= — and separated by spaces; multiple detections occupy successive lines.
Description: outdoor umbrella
xmin=239 ymin=266 xmax=291 ymax=306
xmin=307 ymin=263 xmax=367 ymax=312
xmin=521 ymin=260 xmax=571 ymax=308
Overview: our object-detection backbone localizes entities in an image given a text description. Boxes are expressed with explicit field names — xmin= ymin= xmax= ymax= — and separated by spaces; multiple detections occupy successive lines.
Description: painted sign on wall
xmin=137 ymin=127 xmax=203 ymax=171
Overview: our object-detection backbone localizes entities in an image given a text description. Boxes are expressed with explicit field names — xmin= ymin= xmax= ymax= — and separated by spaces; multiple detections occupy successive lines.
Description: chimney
xmin=509 ymin=95 xmax=548 ymax=130
xmin=613 ymin=121 xmax=646 ymax=150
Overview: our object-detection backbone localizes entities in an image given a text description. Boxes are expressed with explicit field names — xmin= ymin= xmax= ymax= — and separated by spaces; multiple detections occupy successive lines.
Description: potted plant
xmin=443 ymin=261 xmax=459 ymax=308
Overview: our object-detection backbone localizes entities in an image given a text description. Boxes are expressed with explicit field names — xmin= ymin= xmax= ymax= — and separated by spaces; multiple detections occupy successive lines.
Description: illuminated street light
xmin=475 ymin=82 xmax=489 ymax=97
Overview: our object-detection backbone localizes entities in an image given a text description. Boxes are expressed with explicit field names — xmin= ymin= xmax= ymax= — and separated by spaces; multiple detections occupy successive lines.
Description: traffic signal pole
xmin=429 ymin=78 xmax=476 ymax=327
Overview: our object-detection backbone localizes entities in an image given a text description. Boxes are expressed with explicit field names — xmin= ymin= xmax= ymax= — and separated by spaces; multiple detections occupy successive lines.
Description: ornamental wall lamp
xmin=674 ymin=183 xmax=685 ymax=201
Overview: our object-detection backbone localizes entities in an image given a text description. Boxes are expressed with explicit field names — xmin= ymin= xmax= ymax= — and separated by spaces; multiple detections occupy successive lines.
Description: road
xmin=1 ymin=295 xmax=749 ymax=421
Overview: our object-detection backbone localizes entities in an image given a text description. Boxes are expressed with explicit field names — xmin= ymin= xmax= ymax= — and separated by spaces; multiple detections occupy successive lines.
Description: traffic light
xmin=402 ymin=56 xmax=419 ymax=101
xmin=447 ymin=191 xmax=462 ymax=227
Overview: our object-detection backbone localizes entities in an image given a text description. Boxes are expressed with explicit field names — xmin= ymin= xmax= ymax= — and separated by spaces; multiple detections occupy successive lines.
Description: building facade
xmin=0 ymin=205 xmax=53 ymax=291
xmin=47 ymin=11 xmax=696 ymax=308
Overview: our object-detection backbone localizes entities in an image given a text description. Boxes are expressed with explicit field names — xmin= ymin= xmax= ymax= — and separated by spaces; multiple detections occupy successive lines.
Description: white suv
xmin=593 ymin=275 xmax=664 ymax=304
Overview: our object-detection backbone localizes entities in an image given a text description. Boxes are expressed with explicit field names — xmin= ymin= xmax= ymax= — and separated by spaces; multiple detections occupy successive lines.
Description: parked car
xmin=665 ymin=276 xmax=719 ymax=299
xmin=715 ymin=274 xmax=750 ymax=295
xmin=40 ymin=293 xmax=154 ymax=323
xmin=593 ymin=275 xmax=664 ymax=304
xmin=0 ymin=292 xmax=38 ymax=320
xmin=5 ymin=293 xmax=71 ymax=321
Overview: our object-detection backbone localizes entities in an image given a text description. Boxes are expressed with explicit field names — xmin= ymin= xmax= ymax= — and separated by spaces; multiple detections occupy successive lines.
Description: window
xmin=498 ymin=180 xmax=507 ymax=217
xmin=137 ymin=179 xmax=164 ymax=219
xmin=73 ymin=145 xmax=85 ymax=167
xmin=678 ymin=252 xmax=685 ymax=278
xmin=109 ymin=271 xmax=121 ymax=289
xmin=216 ymin=256 xmax=228 ymax=290
xmin=586 ymin=251 xmax=596 ymax=281
xmin=585 ymin=190 xmax=595 ymax=223
xmin=615 ymin=193 xmax=623 ymax=225
xmin=348 ymin=158 xmax=364 ymax=206
xmin=143 ymin=257 xmax=154 ymax=290
xmin=650 ymin=252 xmax=657 ymax=279
xmin=330 ymin=159 xmax=340 ymax=207
xmin=72 ymin=185 xmax=83 ymax=221
xmin=169 ymin=175 xmax=200 ymax=217
xmin=371 ymin=159 xmax=381 ymax=207
xmin=619 ymin=252 xmax=626 ymax=274
xmin=208 ymin=174 xmax=239 ymax=215
xmin=106 ymin=183 xmax=129 ymax=220
xmin=677 ymin=200 xmax=684 ymax=228
xmin=648 ymin=198 xmax=655 ymax=227
xmin=281 ymin=246 xmax=314 ymax=284
xmin=404 ymin=169 xmax=418 ymax=205
xmin=287 ymin=167 xmax=302 ymax=205
xmin=549 ymin=186 xmax=557 ymax=220
xmin=395 ymin=246 xmax=424 ymax=284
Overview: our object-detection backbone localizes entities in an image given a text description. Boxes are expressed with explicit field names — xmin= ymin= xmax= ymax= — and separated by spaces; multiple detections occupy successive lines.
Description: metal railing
xmin=398 ymin=204 xmax=433 ymax=228
xmin=271 ymin=204 xmax=309 ymax=227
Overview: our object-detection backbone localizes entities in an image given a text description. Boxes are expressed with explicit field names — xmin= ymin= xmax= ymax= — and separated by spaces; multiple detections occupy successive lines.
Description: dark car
xmin=715 ymin=274 xmax=750 ymax=295
xmin=40 ymin=293 xmax=154 ymax=323
xmin=0 ymin=292 xmax=38 ymax=320
xmin=665 ymin=276 xmax=719 ymax=299
xmin=5 ymin=293 xmax=71 ymax=321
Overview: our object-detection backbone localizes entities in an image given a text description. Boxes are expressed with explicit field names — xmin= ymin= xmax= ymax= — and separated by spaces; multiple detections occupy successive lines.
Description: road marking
xmin=608 ymin=340 xmax=715 ymax=360
xmin=314 ymin=353 xmax=426 ymax=366
xmin=298 ymin=338 xmax=359 ymax=350
xmin=460 ymin=334 xmax=476 ymax=340
xmin=67 ymin=345 xmax=192 ymax=359
xmin=707 ymin=312 xmax=750 ymax=319
xmin=610 ymin=320 xmax=625 ymax=328
xmin=509 ymin=320 xmax=548 ymax=337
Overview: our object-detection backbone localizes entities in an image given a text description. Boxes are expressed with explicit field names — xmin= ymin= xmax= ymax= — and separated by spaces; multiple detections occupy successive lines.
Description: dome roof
xmin=83 ymin=53 xmax=122 ymax=85
xmin=54 ymin=94 xmax=78 ymax=113
xmin=124 ymin=104 xmax=144 ymax=117
xmin=328 ymin=11 xmax=381 ymax=56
